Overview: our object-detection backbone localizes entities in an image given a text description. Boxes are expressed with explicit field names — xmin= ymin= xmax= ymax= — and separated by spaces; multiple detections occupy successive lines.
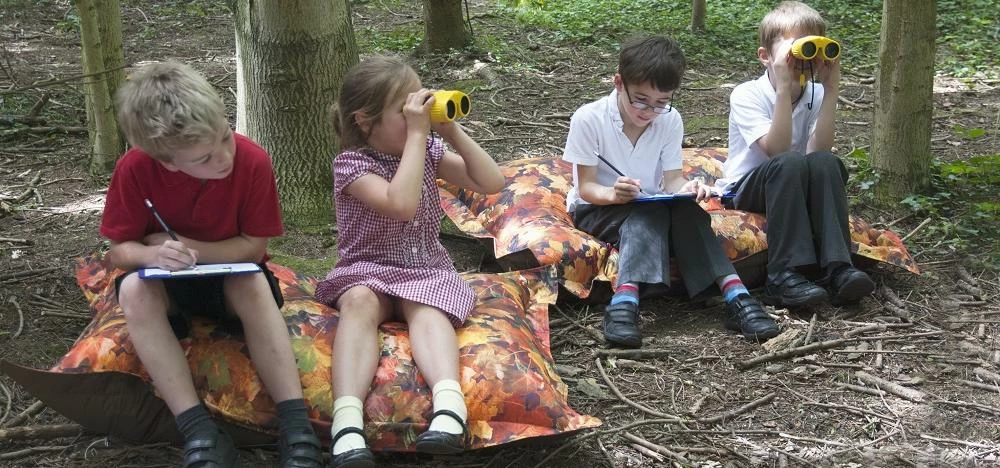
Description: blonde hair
xmin=759 ymin=1 xmax=827 ymax=52
xmin=115 ymin=62 xmax=226 ymax=162
xmin=331 ymin=55 xmax=420 ymax=151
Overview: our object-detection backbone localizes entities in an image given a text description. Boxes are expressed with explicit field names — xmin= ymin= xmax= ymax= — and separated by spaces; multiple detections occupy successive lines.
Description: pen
xmin=593 ymin=151 xmax=651 ymax=196
xmin=143 ymin=198 xmax=179 ymax=241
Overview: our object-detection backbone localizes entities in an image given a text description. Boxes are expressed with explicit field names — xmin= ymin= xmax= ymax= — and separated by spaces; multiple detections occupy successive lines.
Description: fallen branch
xmin=804 ymin=401 xmax=895 ymax=421
xmin=901 ymin=217 xmax=933 ymax=242
xmin=934 ymin=400 xmax=1000 ymax=416
xmin=0 ymin=423 xmax=87 ymax=441
xmin=973 ymin=367 xmax=1000 ymax=384
xmin=0 ymin=266 xmax=62 ymax=282
xmin=779 ymin=432 xmax=849 ymax=447
xmin=958 ymin=379 xmax=1000 ymax=393
xmin=38 ymin=310 xmax=91 ymax=320
xmin=0 ymin=382 xmax=9 ymax=427
xmin=0 ymin=126 xmax=87 ymax=137
xmin=856 ymin=371 xmax=925 ymax=402
xmin=956 ymin=281 xmax=984 ymax=299
xmin=883 ymin=303 xmax=913 ymax=322
xmin=0 ymin=65 xmax=127 ymax=95
xmin=695 ymin=393 xmax=777 ymax=425
xmin=553 ymin=304 xmax=604 ymax=343
xmin=919 ymin=433 xmax=997 ymax=449
xmin=956 ymin=266 xmax=979 ymax=286
xmin=595 ymin=357 xmax=682 ymax=421
xmin=0 ymin=445 xmax=71 ymax=461
xmin=596 ymin=348 xmax=671 ymax=359
xmin=0 ymin=237 xmax=32 ymax=244
xmin=874 ymin=341 xmax=884 ymax=368
xmin=629 ymin=442 xmax=665 ymax=463
xmin=880 ymin=285 xmax=907 ymax=308
xmin=737 ymin=337 xmax=862 ymax=369
xmin=8 ymin=297 xmax=24 ymax=339
xmin=2 ymin=400 xmax=45 ymax=428
xmin=623 ymin=432 xmax=689 ymax=463
xmin=835 ymin=382 xmax=888 ymax=397
xmin=830 ymin=349 xmax=934 ymax=356
xmin=803 ymin=313 xmax=818 ymax=345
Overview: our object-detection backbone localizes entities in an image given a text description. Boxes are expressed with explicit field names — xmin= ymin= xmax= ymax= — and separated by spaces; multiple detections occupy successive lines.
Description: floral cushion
xmin=438 ymin=148 xmax=920 ymax=299
xmin=0 ymin=255 xmax=600 ymax=451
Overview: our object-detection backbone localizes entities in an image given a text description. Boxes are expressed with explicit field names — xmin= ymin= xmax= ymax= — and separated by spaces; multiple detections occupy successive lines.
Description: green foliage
xmin=898 ymin=155 xmax=1000 ymax=265
xmin=501 ymin=0 xmax=998 ymax=77
xmin=355 ymin=24 xmax=423 ymax=53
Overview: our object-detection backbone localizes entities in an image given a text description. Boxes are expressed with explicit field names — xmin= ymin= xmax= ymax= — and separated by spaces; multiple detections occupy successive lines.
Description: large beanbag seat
xmin=0 ymin=256 xmax=600 ymax=451
xmin=438 ymin=148 xmax=920 ymax=300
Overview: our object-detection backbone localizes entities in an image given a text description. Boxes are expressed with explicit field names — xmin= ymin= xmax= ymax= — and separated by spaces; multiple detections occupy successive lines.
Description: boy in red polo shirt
xmin=100 ymin=62 xmax=322 ymax=468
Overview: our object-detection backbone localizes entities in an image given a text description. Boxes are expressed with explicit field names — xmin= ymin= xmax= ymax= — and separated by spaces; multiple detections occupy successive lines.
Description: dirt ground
xmin=2 ymin=1 xmax=999 ymax=467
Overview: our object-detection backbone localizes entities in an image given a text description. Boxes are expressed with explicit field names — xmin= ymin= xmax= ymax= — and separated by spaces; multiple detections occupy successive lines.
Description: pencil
xmin=143 ymin=198 xmax=179 ymax=241
xmin=593 ymin=151 xmax=651 ymax=196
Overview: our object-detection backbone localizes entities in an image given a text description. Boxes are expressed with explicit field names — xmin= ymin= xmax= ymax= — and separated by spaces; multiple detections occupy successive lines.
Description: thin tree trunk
xmin=690 ymin=0 xmax=706 ymax=33
xmin=75 ymin=0 xmax=123 ymax=176
xmin=871 ymin=0 xmax=936 ymax=204
xmin=233 ymin=0 xmax=359 ymax=226
xmin=422 ymin=0 xmax=471 ymax=53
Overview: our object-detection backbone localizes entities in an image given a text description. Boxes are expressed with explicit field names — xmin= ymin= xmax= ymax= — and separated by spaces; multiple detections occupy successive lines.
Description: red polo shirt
xmin=100 ymin=133 xmax=283 ymax=263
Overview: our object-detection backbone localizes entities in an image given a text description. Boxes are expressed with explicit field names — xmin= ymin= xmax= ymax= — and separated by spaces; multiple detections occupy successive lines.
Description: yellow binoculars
xmin=430 ymin=90 xmax=471 ymax=123
xmin=790 ymin=35 xmax=841 ymax=61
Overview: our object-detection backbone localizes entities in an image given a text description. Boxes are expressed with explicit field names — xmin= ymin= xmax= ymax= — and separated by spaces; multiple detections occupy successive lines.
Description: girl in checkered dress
xmin=317 ymin=56 xmax=504 ymax=466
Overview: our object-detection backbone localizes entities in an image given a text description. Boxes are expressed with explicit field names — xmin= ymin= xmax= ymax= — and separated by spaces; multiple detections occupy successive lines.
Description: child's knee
xmin=337 ymin=287 xmax=388 ymax=327
xmin=117 ymin=273 xmax=168 ymax=320
xmin=222 ymin=272 xmax=270 ymax=298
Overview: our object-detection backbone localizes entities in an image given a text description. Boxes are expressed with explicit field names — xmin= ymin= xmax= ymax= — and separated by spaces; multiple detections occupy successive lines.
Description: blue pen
xmin=143 ymin=198 xmax=179 ymax=241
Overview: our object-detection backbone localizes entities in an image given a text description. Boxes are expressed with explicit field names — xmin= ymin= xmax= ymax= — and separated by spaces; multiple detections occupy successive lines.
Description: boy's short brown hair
xmin=759 ymin=1 xmax=827 ymax=52
xmin=115 ymin=62 xmax=227 ymax=162
xmin=618 ymin=35 xmax=686 ymax=92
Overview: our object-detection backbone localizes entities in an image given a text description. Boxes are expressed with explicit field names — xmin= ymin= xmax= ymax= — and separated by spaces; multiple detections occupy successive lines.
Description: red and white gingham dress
xmin=315 ymin=137 xmax=475 ymax=327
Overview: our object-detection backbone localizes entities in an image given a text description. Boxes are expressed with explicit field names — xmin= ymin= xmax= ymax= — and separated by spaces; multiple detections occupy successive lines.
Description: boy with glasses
xmin=562 ymin=35 xmax=779 ymax=348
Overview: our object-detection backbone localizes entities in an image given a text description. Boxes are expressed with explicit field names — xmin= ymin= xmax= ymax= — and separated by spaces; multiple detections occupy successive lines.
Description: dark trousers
xmin=730 ymin=151 xmax=852 ymax=281
xmin=573 ymin=200 xmax=735 ymax=298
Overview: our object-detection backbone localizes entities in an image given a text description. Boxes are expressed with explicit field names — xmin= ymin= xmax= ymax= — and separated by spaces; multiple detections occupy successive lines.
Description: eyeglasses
xmin=622 ymin=82 xmax=676 ymax=114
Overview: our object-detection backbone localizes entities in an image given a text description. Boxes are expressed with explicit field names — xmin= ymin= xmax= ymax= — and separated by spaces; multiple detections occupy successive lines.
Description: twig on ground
xmin=628 ymin=442 xmax=666 ymax=463
xmin=0 ymin=65 xmax=126 ymax=95
xmin=596 ymin=349 xmax=671 ymax=359
xmin=804 ymin=401 xmax=895 ymax=421
xmin=0 ymin=423 xmax=86 ymax=441
xmin=901 ymin=217 xmax=933 ymax=242
xmin=695 ymin=393 xmax=777 ymax=425
xmin=874 ymin=341 xmax=884 ymax=368
xmin=919 ymin=433 xmax=997 ymax=449
xmin=779 ymin=432 xmax=848 ymax=447
xmin=956 ymin=265 xmax=979 ymax=286
xmin=0 ymin=126 xmax=87 ymax=137
xmin=0 ymin=382 xmax=10 ymax=427
xmin=0 ymin=266 xmax=62 ymax=282
xmin=883 ymin=303 xmax=913 ymax=322
xmin=934 ymin=400 xmax=1000 ymax=416
xmin=622 ymin=432 xmax=689 ymax=463
xmin=38 ymin=310 xmax=91 ymax=320
xmin=25 ymin=92 xmax=50 ymax=120
xmin=0 ymin=445 xmax=72 ymax=461
xmin=8 ymin=297 xmax=24 ymax=339
xmin=958 ymin=379 xmax=1000 ymax=393
xmin=973 ymin=367 xmax=1000 ymax=384
xmin=880 ymin=285 xmax=907 ymax=308
xmin=803 ymin=313 xmax=817 ymax=345
xmin=835 ymin=382 xmax=888 ymax=397
xmin=737 ymin=337 xmax=863 ymax=369
xmin=596 ymin=437 xmax=618 ymax=466
xmin=2 ymin=400 xmax=45 ymax=428
xmin=595 ymin=357 xmax=682 ymax=421
xmin=553 ymin=304 xmax=604 ymax=343
xmin=830 ymin=349 xmax=935 ymax=356
xmin=0 ymin=237 xmax=32 ymax=244
xmin=856 ymin=371 xmax=925 ymax=402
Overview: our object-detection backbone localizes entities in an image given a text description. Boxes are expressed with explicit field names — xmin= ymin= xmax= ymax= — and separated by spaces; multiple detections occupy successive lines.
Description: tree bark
xmin=75 ymin=0 xmax=125 ymax=176
xmin=233 ymin=0 xmax=359 ymax=226
xmin=422 ymin=0 xmax=472 ymax=53
xmin=871 ymin=0 xmax=936 ymax=205
xmin=690 ymin=0 xmax=706 ymax=33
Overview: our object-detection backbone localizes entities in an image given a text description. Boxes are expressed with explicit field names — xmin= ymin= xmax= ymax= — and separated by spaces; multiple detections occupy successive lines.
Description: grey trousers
xmin=573 ymin=199 xmax=735 ymax=298
xmin=730 ymin=151 xmax=852 ymax=281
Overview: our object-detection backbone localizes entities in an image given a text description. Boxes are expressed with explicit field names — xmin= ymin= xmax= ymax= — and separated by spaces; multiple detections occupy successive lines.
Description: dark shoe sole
xmin=414 ymin=433 xmax=465 ymax=455
xmin=330 ymin=450 xmax=376 ymax=468
xmin=762 ymin=289 xmax=828 ymax=308
xmin=724 ymin=319 xmax=780 ymax=342
xmin=830 ymin=274 xmax=875 ymax=306
xmin=603 ymin=330 xmax=642 ymax=348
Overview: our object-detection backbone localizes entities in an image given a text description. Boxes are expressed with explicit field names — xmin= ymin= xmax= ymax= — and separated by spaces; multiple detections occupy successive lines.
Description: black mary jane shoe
xmin=278 ymin=430 xmax=323 ymax=468
xmin=763 ymin=270 xmax=828 ymax=308
xmin=329 ymin=427 xmax=376 ymax=468
xmin=827 ymin=265 xmax=875 ymax=306
xmin=724 ymin=294 xmax=780 ymax=342
xmin=602 ymin=302 xmax=642 ymax=348
xmin=182 ymin=429 xmax=241 ymax=468
xmin=414 ymin=409 xmax=468 ymax=455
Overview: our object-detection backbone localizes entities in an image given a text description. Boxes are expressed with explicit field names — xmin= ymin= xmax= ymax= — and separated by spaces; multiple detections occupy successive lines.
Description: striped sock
xmin=719 ymin=274 xmax=749 ymax=303
xmin=610 ymin=283 xmax=639 ymax=305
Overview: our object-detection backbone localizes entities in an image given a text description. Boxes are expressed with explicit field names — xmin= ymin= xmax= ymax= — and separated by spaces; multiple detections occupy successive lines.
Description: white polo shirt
xmin=562 ymin=89 xmax=684 ymax=212
xmin=718 ymin=72 xmax=824 ymax=191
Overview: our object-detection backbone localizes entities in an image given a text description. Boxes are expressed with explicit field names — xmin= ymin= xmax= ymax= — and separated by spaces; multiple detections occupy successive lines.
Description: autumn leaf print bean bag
xmin=0 ymin=255 xmax=601 ymax=451
xmin=438 ymin=148 xmax=920 ymax=300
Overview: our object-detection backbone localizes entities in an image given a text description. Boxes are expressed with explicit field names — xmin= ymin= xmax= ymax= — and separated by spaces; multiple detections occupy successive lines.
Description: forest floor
xmin=1 ymin=1 xmax=999 ymax=467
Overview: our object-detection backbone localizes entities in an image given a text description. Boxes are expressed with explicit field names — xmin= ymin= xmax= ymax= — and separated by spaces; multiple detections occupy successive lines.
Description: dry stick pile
xmin=544 ymin=272 xmax=1000 ymax=466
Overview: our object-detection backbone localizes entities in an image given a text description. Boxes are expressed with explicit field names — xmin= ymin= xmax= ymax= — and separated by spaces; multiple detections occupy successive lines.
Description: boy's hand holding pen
xmin=144 ymin=198 xmax=198 ymax=271
xmin=594 ymin=151 xmax=649 ymax=202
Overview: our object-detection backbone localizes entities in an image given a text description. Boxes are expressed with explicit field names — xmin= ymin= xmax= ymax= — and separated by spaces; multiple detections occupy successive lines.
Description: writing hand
xmin=155 ymin=240 xmax=198 ymax=271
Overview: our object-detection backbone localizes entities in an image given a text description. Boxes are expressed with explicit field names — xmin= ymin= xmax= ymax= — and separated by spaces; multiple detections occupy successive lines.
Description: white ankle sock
xmin=428 ymin=379 xmax=467 ymax=434
xmin=331 ymin=396 xmax=366 ymax=455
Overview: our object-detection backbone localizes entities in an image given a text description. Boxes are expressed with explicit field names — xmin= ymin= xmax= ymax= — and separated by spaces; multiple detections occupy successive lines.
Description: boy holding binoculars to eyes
xmin=718 ymin=1 xmax=874 ymax=308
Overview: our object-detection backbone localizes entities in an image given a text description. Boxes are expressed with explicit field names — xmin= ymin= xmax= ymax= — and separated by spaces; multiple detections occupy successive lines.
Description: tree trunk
xmin=422 ymin=0 xmax=471 ymax=53
xmin=233 ymin=0 xmax=359 ymax=226
xmin=690 ymin=0 xmax=706 ymax=33
xmin=871 ymin=0 xmax=936 ymax=205
xmin=75 ymin=0 xmax=125 ymax=176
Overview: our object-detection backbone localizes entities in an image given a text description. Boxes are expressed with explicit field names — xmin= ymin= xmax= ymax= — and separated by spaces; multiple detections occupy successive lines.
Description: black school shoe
xmin=827 ymin=265 xmax=875 ymax=306
xmin=182 ymin=429 xmax=240 ymax=468
xmin=414 ymin=409 xmax=468 ymax=454
xmin=278 ymin=430 xmax=323 ymax=468
xmin=724 ymin=294 xmax=780 ymax=342
xmin=763 ymin=270 xmax=828 ymax=307
xmin=329 ymin=427 xmax=376 ymax=468
xmin=602 ymin=302 xmax=642 ymax=348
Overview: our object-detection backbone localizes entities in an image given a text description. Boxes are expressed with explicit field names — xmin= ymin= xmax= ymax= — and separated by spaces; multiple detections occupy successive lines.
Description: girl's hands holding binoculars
xmin=403 ymin=88 xmax=434 ymax=137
